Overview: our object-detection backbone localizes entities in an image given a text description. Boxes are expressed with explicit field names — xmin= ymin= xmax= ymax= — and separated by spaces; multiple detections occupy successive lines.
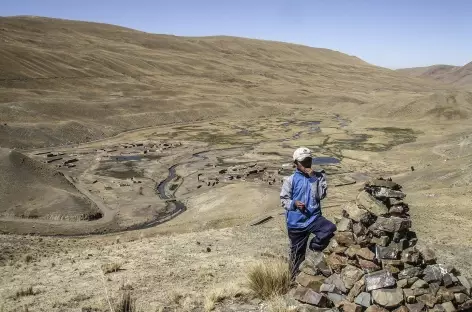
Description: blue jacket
xmin=280 ymin=169 xmax=328 ymax=229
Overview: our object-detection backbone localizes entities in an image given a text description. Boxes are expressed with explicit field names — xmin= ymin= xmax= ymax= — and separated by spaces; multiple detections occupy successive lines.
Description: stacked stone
xmin=293 ymin=178 xmax=472 ymax=312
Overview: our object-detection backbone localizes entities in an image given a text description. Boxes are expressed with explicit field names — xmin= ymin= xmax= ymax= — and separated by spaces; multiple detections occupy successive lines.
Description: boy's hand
xmin=294 ymin=200 xmax=306 ymax=211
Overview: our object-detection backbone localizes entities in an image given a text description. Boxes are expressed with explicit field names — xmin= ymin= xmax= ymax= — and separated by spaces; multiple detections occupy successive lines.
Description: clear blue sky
xmin=2 ymin=0 xmax=471 ymax=68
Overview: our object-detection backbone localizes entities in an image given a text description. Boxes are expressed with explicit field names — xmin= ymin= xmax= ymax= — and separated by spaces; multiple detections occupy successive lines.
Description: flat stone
xmin=327 ymin=292 xmax=346 ymax=306
xmin=371 ymin=187 xmax=406 ymax=199
xmin=403 ymin=288 xmax=429 ymax=299
xmin=357 ymin=191 xmax=389 ymax=216
xmin=300 ymin=260 xmax=320 ymax=276
xmin=296 ymin=273 xmax=325 ymax=291
xmin=417 ymin=293 xmax=438 ymax=308
xmin=376 ymin=245 xmax=401 ymax=260
xmin=347 ymin=278 xmax=366 ymax=302
xmin=397 ymin=279 xmax=408 ymax=288
xmin=335 ymin=232 xmax=356 ymax=247
xmin=356 ymin=235 xmax=371 ymax=247
xmin=423 ymin=264 xmax=454 ymax=283
xmin=293 ymin=287 xmax=327 ymax=307
xmin=353 ymin=222 xmax=367 ymax=236
xmin=457 ymin=276 xmax=472 ymax=295
xmin=437 ymin=287 xmax=455 ymax=303
xmin=355 ymin=292 xmax=372 ymax=307
xmin=370 ymin=217 xmax=411 ymax=233
xmin=371 ymin=236 xmax=390 ymax=247
xmin=407 ymin=277 xmax=419 ymax=286
xmin=419 ymin=247 xmax=437 ymax=264
xmin=398 ymin=267 xmax=423 ymax=279
xmin=345 ymin=245 xmax=362 ymax=258
xmin=337 ymin=218 xmax=353 ymax=232
xmin=441 ymin=301 xmax=456 ymax=312
xmin=365 ymin=179 xmax=401 ymax=190
xmin=401 ymin=247 xmax=421 ymax=264
xmin=341 ymin=302 xmax=362 ymax=312
xmin=406 ymin=302 xmax=426 ymax=312
xmin=325 ymin=273 xmax=348 ymax=294
xmin=411 ymin=279 xmax=428 ymax=289
xmin=357 ymin=248 xmax=376 ymax=261
xmin=320 ymin=283 xmax=336 ymax=293
xmin=326 ymin=253 xmax=349 ymax=273
xmin=365 ymin=305 xmax=389 ymax=312
xmin=454 ymin=293 xmax=469 ymax=304
xmin=365 ymin=270 xmax=397 ymax=291
xmin=342 ymin=202 xmax=372 ymax=223
xmin=393 ymin=306 xmax=409 ymax=312
xmin=359 ymin=259 xmax=381 ymax=273
xmin=341 ymin=265 xmax=365 ymax=289
xmin=305 ymin=251 xmax=332 ymax=277
xmin=443 ymin=274 xmax=454 ymax=288
xmin=372 ymin=288 xmax=404 ymax=308
xmin=448 ymin=286 xmax=467 ymax=294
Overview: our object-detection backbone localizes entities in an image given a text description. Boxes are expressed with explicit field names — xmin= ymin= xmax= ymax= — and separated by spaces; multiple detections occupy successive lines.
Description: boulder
xmin=370 ymin=217 xmax=411 ymax=233
xmin=327 ymin=292 xmax=346 ymax=306
xmin=326 ymin=253 xmax=348 ymax=273
xmin=459 ymin=300 xmax=472 ymax=311
xmin=429 ymin=282 xmax=440 ymax=296
xmin=417 ymin=293 xmax=438 ymax=308
xmin=365 ymin=179 xmax=401 ymax=190
xmin=341 ymin=265 xmax=365 ymax=289
xmin=357 ymin=248 xmax=376 ymax=261
xmin=371 ymin=187 xmax=406 ymax=199
xmin=443 ymin=274 xmax=454 ymax=288
xmin=340 ymin=301 xmax=362 ymax=312
xmin=337 ymin=218 xmax=353 ymax=232
xmin=355 ymin=292 xmax=372 ymax=308
xmin=296 ymin=273 xmax=325 ymax=292
xmin=406 ymin=302 xmax=426 ymax=312
xmin=365 ymin=270 xmax=397 ymax=291
xmin=293 ymin=287 xmax=327 ymax=307
xmin=335 ymin=232 xmax=356 ymax=247
xmin=411 ymin=279 xmax=428 ymax=289
xmin=398 ymin=267 xmax=423 ymax=279
xmin=437 ymin=287 xmax=455 ymax=303
xmin=353 ymin=222 xmax=368 ymax=236
xmin=457 ymin=276 xmax=471 ymax=295
xmin=430 ymin=304 xmax=446 ymax=312
xmin=401 ymin=247 xmax=421 ymax=264
xmin=423 ymin=264 xmax=453 ymax=283
xmin=376 ymin=245 xmax=401 ymax=260
xmin=357 ymin=191 xmax=389 ymax=216
xmin=372 ymin=288 xmax=404 ymax=308
xmin=359 ymin=259 xmax=381 ymax=273
xmin=389 ymin=205 xmax=406 ymax=215
xmin=347 ymin=278 xmax=366 ymax=302
xmin=397 ymin=279 xmax=408 ymax=288
xmin=419 ymin=247 xmax=437 ymax=264
xmin=319 ymin=283 xmax=336 ymax=293
xmin=454 ymin=293 xmax=469 ymax=304
xmin=345 ymin=245 xmax=362 ymax=258
xmin=325 ymin=273 xmax=348 ymax=294
xmin=342 ymin=202 xmax=372 ymax=223
xmin=403 ymin=288 xmax=429 ymax=299
xmin=393 ymin=306 xmax=409 ymax=312
xmin=390 ymin=239 xmax=409 ymax=251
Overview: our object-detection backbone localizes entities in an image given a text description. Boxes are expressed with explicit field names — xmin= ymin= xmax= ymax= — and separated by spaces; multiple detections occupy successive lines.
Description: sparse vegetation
xmin=23 ymin=254 xmax=33 ymax=263
xmin=15 ymin=286 xmax=35 ymax=298
xmin=247 ymin=260 xmax=291 ymax=300
xmin=101 ymin=262 xmax=122 ymax=274
xmin=115 ymin=292 xmax=136 ymax=312
xmin=266 ymin=296 xmax=298 ymax=312
xmin=204 ymin=284 xmax=250 ymax=312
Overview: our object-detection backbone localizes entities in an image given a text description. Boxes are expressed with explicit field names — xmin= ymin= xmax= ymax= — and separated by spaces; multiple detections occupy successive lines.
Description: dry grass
xmin=101 ymin=262 xmax=122 ymax=274
xmin=15 ymin=286 xmax=34 ymax=298
xmin=115 ymin=292 xmax=136 ymax=312
xmin=203 ymin=284 xmax=250 ymax=312
xmin=266 ymin=296 xmax=298 ymax=312
xmin=247 ymin=260 xmax=291 ymax=300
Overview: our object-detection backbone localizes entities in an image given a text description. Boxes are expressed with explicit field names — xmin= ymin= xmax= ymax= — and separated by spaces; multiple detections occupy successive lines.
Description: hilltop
xmin=398 ymin=62 xmax=472 ymax=89
xmin=0 ymin=16 xmax=463 ymax=149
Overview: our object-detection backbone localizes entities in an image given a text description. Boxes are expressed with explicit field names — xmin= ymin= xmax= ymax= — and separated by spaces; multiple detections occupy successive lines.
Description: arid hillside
xmin=0 ymin=16 xmax=461 ymax=149
xmin=398 ymin=62 xmax=472 ymax=89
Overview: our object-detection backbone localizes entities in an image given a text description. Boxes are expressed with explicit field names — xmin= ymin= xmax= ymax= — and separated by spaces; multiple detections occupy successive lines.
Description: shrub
xmin=247 ymin=260 xmax=291 ymax=299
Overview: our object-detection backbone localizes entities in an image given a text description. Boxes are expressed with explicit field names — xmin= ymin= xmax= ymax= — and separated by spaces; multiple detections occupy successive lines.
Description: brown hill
xmin=398 ymin=62 xmax=472 ymax=89
xmin=0 ymin=16 xmax=462 ymax=148
xmin=0 ymin=148 xmax=100 ymax=221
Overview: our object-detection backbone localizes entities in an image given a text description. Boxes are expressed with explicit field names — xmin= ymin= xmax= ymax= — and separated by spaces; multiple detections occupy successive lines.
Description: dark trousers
xmin=288 ymin=216 xmax=336 ymax=278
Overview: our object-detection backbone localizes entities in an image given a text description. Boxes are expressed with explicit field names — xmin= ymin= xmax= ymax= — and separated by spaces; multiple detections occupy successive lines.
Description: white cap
xmin=293 ymin=147 xmax=313 ymax=162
